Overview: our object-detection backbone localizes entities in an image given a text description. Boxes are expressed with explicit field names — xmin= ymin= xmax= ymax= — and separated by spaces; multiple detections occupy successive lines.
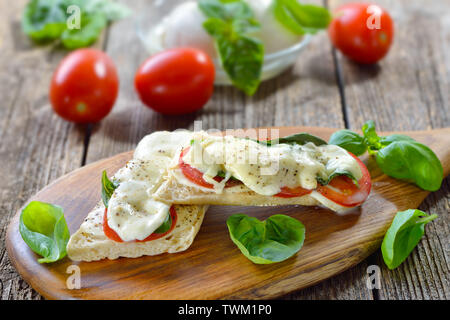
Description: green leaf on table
xmin=326 ymin=120 xmax=444 ymax=192
xmin=227 ymin=214 xmax=305 ymax=264
xmin=19 ymin=201 xmax=70 ymax=263
xmin=376 ymin=140 xmax=443 ymax=191
xmin=381 ymin=209 xmax=437 ymax=269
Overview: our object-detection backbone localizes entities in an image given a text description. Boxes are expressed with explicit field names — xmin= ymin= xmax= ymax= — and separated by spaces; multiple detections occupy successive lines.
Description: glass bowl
xmin=135 ymin=0 xmax=311 ymax=85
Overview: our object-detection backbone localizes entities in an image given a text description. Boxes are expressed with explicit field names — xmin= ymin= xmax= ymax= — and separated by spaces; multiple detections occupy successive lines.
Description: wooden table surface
xmin=0 ymin=0 xmax=448 ymax=300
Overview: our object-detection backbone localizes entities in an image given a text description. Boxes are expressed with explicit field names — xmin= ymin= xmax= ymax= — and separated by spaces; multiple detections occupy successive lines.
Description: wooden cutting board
xmin=6 ymin=127 xmax=450 ymax=300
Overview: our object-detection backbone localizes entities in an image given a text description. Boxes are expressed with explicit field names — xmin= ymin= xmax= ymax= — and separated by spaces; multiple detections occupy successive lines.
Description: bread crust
xmin=154 ymin=174 xmax=320 ymax=207
xmin=66 ymin=202 xmax=208 ymax=262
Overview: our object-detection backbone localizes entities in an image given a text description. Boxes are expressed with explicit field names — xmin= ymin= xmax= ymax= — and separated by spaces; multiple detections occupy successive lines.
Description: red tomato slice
xmin=274 ymin=186 xmax=313 ymax=198
xmin=316 ymin=153 xmax=371 ymax=207
xmin=103 ymin=206 xmax=177 ymax=242
xmin=179 ymin=147 xmax=240 ymax=188
xmin=178 ymin=146 xmax=370 ymax=204
xmin=179 ymin=147 xmax=312 ymax=197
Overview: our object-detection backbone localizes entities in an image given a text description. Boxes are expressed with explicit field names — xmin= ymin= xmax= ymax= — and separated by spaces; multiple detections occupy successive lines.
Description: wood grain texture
xmin=0 ymin=0 xmax=106 ymax=300
xmin=330 ymin=0 xmax=450 ymax=299
xmin=6 ymin=127 xmax=450 ymax=300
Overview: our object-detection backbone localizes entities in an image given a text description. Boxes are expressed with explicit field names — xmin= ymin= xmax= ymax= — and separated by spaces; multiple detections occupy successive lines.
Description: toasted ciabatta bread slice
xmin=67 ymin=130 xmax=209 ymax=262
xmin=154 ymin=173 xmax=320 ymax=207
xmin=67 ymin=202 xmax=207 ymax=262
xmin=152 ymin=130 xmax=366 ymax=213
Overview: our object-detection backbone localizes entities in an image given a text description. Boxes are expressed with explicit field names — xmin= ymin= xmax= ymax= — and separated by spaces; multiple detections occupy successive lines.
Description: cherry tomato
xmin=316 ymin=152 xmax=372 ymax=207
xmin=103 ymin=206 xmax=177 ymax=242
xmin=134 ymin=48 xmax=215 ymax=115
xmin=50 ymin=49 xmax=119 ymax=123
xmin=328 ymin=3 xmax=394 ymax=64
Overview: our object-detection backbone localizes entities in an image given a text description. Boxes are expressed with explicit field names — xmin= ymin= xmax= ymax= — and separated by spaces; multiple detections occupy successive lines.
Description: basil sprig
xmin=382 ymin=209 xmax=437 ymax=269
xmin=227 ymin=213 xmax=305 ymax=264
xmin=199 ymin=0 xmax=264 ymax=95
xmin=329 ymin=120 xmax=443 ymax=191
xmin=101 ymin=170 xmax=118 ymax=208
xmin=273 ymin=0 xmax=332 ymax=35
xmin=22 ymin=0 xmax=130 ymax=49
xmin=19 ymin=201 xmax=70 ymax=263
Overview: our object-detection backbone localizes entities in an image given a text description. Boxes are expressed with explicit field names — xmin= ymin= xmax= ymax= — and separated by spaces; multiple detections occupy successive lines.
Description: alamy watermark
xmin=186 ymin=121 xmax=282 ymax=176
xmin=66 ymin=265 xmax=81 ymax=289
xmin=366 ymin=265 xmax=381 ymax=290
xmin=366 ymin=5 xmax=382 ymax=30
xmin=66 ymin=5 xmax=81 ymax=30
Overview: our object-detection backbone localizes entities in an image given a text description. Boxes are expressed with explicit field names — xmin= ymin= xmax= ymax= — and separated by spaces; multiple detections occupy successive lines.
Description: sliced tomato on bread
xmin=103 ymin=206 xmax=178 ymax=242
xmin=316 ymin=153 xmax=371 ymax=207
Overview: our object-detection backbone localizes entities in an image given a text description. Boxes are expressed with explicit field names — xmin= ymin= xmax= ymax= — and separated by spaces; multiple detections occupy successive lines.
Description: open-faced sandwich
xmin=17 ymin=122 xmax=443 ymax=269
xmin=67 ymin=129 xmax=372 ymax=261
xmin=154 ymin=131 xmax=372 ymax=213
xmin=67 ymin=131 xmax=208 ymax=261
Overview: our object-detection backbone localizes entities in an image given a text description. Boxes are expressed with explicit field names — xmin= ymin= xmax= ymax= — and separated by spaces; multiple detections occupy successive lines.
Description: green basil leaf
xmin=61 ymin=12 xmax=106 ymax=49
xmin=273 ymin=0 xmax=331 ymax=35
xmin=362 ymin=120 xmax=382 ymax=153
xmin=101 ymin=170 xmax=118 ymax=207
xmin=82 ymin=0 xmax=131 ymax=21
xmin=199 ymin=0 xmax=264 ymax=95
xmin=381 ymin=209 xmax=437 ymax=269
xmin=328 ymin=129 xmax=367 ymax=156
xmin=380 ymin=134 xmax=415 ymax=147
xmin=199 ymin=0 xmax=252 ymax=20
xmin=19 ymin=201 xmax=70 ymax=263
xmin=227 ymin=214 xmax=305 ymax=264
xmin=265 ymin=133 xmax=327 ymax=146
xmin=153 ymin=212 xmax=172 ymax=234
xmin=22 ymin=0 xmax=67 ymax=42
xmin=22 ymin=0 xmax=130 ymax=48
xmin=214 ymin=34 xmax=263 ymax=95
xmin=376 ymin=141 xmax=443 ymax=191
xmin=316 ymin=169 xmax=359 ymax=187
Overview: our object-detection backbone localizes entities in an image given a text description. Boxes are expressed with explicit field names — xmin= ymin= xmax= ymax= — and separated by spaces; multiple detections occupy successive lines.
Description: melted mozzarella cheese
xmin=180 ymin=132 xmax=362 ymax=196
xmin=107 ymin=130 xmax=192 ymax=241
